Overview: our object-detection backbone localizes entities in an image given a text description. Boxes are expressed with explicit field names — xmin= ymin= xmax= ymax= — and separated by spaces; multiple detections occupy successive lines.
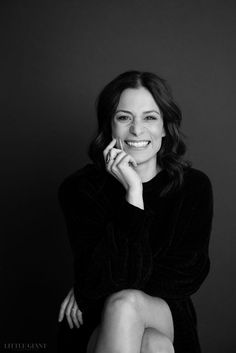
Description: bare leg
xmin=87 ymin=289 xmax=174 ymax=353
xmin=87 ymin=325 xmax=174 ymax=353
xmin=93 ymin=297 xmax=145 ymax=353
xmin=140 ymin=327 xmax=175 ymax=353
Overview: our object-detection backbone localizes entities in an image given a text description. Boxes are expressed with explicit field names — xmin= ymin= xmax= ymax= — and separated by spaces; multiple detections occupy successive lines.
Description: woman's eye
xmin=116 ymin=115 xmax=157 ymax=121
xmin=145 ymin=116 xmax=157 ymax=120
xmin=116 ymin=115 xmax=130 ymax=121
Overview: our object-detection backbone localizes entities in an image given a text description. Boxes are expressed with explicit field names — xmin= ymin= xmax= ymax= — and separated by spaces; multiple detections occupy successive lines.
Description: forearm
xmin=125 ymin=188 xmax=144 ymax=210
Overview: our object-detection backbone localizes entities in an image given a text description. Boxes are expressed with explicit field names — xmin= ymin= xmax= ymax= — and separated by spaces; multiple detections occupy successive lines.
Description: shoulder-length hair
xmin=88 ymin=70 xmax=191 ymax=196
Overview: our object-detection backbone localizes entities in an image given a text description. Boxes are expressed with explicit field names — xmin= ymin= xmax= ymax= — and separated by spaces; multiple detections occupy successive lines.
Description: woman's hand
xmin=58 ymin=287 xmax=83 ymax=329
xmin=103 ymin=137 xmax=142 ymax=193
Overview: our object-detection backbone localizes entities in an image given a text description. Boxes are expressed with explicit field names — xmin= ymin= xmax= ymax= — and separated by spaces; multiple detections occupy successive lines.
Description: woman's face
xmin=111 ymin=86 xmax=166 ymax=165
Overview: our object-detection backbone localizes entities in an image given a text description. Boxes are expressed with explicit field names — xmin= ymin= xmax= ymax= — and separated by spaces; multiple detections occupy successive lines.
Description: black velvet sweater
xmin=58 ymin=163 xmax=213 ymax=353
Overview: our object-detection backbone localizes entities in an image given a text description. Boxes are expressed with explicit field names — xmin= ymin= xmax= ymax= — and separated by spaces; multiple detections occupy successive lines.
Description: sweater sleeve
xmin=144 ymin=174 xmax=214 ymax=300
xmin=58 ymin=177 xmax=154 ymax=313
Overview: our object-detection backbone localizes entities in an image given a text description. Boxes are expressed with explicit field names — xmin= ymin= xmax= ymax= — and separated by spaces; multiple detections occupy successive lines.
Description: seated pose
xmin=57 ymin=70 xmax=214 ymax=353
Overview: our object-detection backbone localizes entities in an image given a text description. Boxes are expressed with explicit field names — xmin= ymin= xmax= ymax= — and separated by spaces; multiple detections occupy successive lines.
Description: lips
xmin=125 ymin=140 xmax=151 ymax=148
xmin=125 ymin=140 xmax=151 ymax=142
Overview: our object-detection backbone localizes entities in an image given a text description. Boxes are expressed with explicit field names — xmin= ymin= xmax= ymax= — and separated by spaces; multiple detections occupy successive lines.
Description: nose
xmin=129 ymin=121 xmax=145 ymax=136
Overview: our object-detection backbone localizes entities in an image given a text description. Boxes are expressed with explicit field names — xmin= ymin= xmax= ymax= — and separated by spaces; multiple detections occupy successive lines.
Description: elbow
xmin=183 ymin=258 xmax=211 ymax=296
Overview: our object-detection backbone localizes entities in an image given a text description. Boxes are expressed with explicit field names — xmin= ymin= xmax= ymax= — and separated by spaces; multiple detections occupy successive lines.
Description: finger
xmin=58 ymin=290 xmax=73 ymax=322
xmin=68 ymin=292 xmax=81 ymax=328
xmin=110 ymin=150 xmax=126 ymax=169
xmin=71 ymin=305 xmax=80 ymax=329
xmin=119 ymin=138 xmax=124 ymax=151
xmin=77 ymin=310 xmax=83 ymax=325
xmin=69 ymin=290 xmax=81 ymax=328
xmin=114 ymin=151 xmax=137 ymax=168
xmin=107 ymin=151 xmax=126 ymax=179
xmin=65 ymin=297 xmax=75 ymax=329
xmin=109 ymin=147 xmax=123 ymax=157
xmin=103 ymin=138 xmax=117 ymax=157
xmin=107 ymin=149 xmax=123 ymax=167
xmin=121 ymin=154 xmax=138 ymax=167
xmin=107 ymin=147 xmax=125 ymax=163
xmin=108 ymin=151 xmax=129 ymax=189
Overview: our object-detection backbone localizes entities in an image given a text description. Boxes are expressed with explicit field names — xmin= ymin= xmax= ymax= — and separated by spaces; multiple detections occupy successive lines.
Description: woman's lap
xmin=56 ymin=292 xmax=201 ymax=353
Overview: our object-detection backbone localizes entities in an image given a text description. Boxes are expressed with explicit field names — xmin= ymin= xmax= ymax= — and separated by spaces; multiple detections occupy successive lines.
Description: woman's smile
xmin=124 ymin=140 xmax=151 ymax=150
xmin=112 ymin=86 xmax=166 ymax=175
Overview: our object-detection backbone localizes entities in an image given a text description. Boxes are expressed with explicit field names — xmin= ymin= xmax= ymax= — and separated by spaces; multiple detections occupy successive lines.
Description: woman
xmin=56 ymin=71 xmax=213 ymax=353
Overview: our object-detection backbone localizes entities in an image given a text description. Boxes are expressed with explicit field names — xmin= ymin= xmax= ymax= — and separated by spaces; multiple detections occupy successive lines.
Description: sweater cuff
xmin=73 ymin=283 xmax=91 ymax=314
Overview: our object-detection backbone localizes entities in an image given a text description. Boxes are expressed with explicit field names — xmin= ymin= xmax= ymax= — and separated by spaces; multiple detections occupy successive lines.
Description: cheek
xmin=151 ymin=126 xmax=164 ymax=140
xmin=112 ymin=123 xmax=127 ymax=135
xmin=111 ymin=123 xmax=118 ymax=136
xmin=151 ymin=129 xmax=165 ymax=150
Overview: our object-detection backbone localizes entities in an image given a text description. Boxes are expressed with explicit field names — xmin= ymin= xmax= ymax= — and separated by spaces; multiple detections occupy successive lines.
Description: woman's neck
xmin=135 ymin=161 xmax=161 ymax=183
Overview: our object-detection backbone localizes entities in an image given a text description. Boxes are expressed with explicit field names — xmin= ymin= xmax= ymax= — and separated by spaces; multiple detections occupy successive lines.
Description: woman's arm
xmin=58 ymin=177 xmax=154 ymax=314
xmin=144 ymin=174 xmax=214 ymax=299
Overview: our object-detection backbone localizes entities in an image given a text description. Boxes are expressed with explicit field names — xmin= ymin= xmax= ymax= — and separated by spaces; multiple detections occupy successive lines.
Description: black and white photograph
xmin=2 ymin=1 xmax=236 ymax=352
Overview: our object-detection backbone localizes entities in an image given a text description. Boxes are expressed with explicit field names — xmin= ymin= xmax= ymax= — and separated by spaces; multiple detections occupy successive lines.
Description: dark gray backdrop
xmin=2 ymin=0 xmax=236 ymax=352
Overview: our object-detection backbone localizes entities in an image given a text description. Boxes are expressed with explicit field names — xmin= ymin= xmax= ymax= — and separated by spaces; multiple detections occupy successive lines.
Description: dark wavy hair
xmin=88 ymin=70 xmax=191 ymax=196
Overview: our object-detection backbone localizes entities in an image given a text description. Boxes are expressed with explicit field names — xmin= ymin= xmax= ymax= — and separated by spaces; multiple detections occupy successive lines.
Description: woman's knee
xmin=105 ymin=289 xmax=143 ymax=307
xmin=103 ymin=289 xmax=144 ymax=319
xmin=141 ymin=328 xmax=175 ymax=353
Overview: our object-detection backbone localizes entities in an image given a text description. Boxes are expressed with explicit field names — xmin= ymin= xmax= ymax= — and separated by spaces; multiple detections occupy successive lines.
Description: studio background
xmin=2 ymin=1 xmax=236 ymax=352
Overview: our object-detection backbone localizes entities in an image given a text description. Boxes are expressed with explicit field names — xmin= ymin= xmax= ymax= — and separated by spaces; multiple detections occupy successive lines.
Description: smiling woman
xmin=111 ymin=86 xmax=166 ymax=183
xmin=57 ymin=71 xmax=213 ymax=353
xmin=88 ymin=71 xmax=189 ymax=196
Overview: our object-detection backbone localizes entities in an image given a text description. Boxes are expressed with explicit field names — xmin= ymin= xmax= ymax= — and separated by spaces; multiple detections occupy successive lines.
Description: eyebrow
xmin=115 ymin=109 xmax=160 ymax=115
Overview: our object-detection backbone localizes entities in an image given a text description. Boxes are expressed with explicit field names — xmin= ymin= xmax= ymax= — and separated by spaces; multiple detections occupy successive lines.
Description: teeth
xmin=126 ymin=141 xmax=150 ymax=147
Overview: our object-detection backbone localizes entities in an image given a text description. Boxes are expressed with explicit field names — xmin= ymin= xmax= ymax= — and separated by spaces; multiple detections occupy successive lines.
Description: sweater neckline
xmin=104 ymin=165 xmax=167 ymax=193
xmin=142 ymin=169 xmax=167 ymax=192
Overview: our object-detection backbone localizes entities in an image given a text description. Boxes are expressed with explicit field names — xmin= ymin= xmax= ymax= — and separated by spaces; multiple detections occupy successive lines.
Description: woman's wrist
xmin=126 ymin=188 xmax=144 ymax=210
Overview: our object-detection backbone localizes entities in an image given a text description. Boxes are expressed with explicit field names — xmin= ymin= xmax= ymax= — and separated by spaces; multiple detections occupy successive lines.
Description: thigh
xmin=105 ymin=289 xmax=174 ymax=343
xmin=134 ymin=290 xmax=174 ymax=343
xmin=86 ymin=325 xmax=100 ymax=353
xmin=141 ymin=327 xmax=174 ymax=353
